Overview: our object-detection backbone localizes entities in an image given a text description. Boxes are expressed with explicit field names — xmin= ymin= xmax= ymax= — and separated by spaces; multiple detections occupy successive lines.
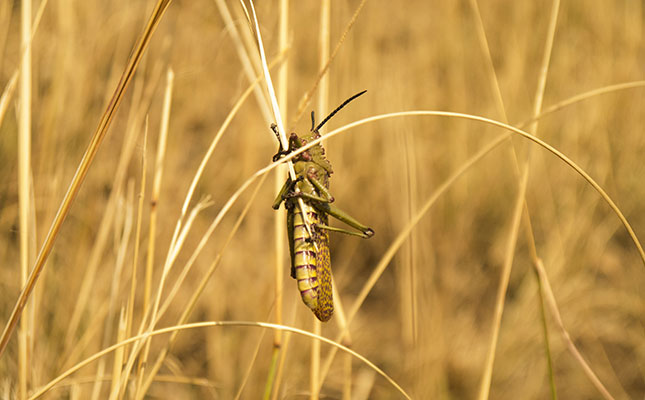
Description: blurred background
xmin=0 ymin=0 xmax=644 ymax=398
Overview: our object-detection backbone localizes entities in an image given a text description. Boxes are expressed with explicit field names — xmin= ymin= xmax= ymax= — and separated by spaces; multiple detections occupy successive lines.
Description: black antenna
xmin=310 ymin=110 xmax=316 ymax=132
xmin=313 ymin=90 xmax=367 ymax=132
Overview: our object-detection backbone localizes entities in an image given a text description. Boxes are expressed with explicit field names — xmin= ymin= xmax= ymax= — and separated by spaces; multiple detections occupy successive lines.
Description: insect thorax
xmin=291 ymin=131 xmax=333 ymax=176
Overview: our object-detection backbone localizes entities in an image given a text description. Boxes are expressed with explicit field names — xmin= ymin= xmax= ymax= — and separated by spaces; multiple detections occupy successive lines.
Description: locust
xmin=271 ymin=90 xmax=374 ymax=322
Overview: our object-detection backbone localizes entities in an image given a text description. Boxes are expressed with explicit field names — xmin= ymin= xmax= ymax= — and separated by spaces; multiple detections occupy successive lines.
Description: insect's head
xmin=272 ymin=90 xmax=367 ymax=173
xmin=288 ymin=132 xmax=313 ymax=162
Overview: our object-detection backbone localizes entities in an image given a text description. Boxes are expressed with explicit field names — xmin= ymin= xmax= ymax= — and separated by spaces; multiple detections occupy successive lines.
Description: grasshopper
xmin=272 ymin=90 xmax=374 ymax=322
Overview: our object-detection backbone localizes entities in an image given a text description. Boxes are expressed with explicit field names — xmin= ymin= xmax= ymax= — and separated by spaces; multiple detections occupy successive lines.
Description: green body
xmin=275 ymin=130 xmax=334 ymax=321
xmin=272 ymin=91 xmax=373 ymax=322
xmin=287 ymin=175 xmax=333 ymax=321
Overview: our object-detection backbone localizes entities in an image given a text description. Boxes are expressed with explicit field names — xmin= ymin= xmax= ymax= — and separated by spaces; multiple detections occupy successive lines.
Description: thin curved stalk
xmin=29 ymin=321 xmax=411 ymax=400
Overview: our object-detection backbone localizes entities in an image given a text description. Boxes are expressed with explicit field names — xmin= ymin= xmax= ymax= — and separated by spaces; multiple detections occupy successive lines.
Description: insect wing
xmin=312 ymin=218 xmax=333 ymax=322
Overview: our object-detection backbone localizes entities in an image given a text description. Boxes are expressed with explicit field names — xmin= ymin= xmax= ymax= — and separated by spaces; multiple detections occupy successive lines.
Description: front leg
xmin=284 ymin=170 xmax=335 ymax=204
xmin=275 ymin=176 xmax=312 ymax=208
xmin=272 ymin=177 xmax=292 ymax=209
xmin=284 ymin=190 xmax=331 ymax=204
xmin=271 ymin=124 xmax=291 ymax=162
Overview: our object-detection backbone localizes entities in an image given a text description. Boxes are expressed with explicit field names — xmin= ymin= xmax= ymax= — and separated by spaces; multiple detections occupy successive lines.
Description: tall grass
xmin=0 ymin=1 xmax=644 ymax=398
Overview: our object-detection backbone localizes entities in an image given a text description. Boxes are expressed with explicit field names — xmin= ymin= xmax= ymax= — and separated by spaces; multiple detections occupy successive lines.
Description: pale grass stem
xmin=523 ymin=80 xmax=645 ymax=128
xmin=270 ymin=329 xmax=292 ymax=400
xmin=470 ymin=0 xmax=561 ymax=398
xmin=535 ymin=259 xmax=616 ymax=400
xmin=477 ymin=166 xmax=530 ymax=400
xmin=244 ymin=0 xmax=316 ymax=247
xmin=292 ymin=0 xmax=368 ymax=127
xmin=108 ymin=308 xmax=127 ymax=398
xmin=353 ymin=369 xmax=376 ymax=400
xmin=0 ymin=0 xmax=47 ymax=131
xmin=133 ymin=67 xmax=174 ymax=398
xmin=397 ymin=126 xmax=420 ymax=352
xmin=0 ymin=72 xmax=18 ymax=127
xmin=213 ymin=0 xmax=272 ymax=123
xmin=90 ymin=182 xmax=134 ymax=400
xmin=19 ymin=0 xmax=33 ymax=398
xmin=125 ymin=121 xmax=148 ymax=360
xmin=468 ymin=0 xmax=509 ymax=123
xmin=1 ymin=0 xmax=48 ymax=124
xmin=332 ymin=281 xmax=353 ymax=400
xmin=235 ymin=322 xmax=269 ymax=400
xmin=311 ymin=0 xmax=331 ymax=398
xmin=267 ymin=0 xmax=289 ymax=397
xmin=527 ymin=0 xmax=561 ymax=139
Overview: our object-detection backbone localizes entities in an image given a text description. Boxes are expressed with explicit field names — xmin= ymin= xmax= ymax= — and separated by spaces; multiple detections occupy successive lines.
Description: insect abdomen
xmin=292 ymin=204 xmax=333 ymax=322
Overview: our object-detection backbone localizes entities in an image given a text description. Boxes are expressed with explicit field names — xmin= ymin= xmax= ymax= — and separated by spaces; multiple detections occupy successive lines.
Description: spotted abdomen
xmin=291 ymin=203 xmax=333 ymax=322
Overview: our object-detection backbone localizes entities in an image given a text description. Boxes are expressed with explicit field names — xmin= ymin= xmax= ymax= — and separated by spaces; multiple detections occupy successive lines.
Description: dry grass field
xmin=0 ymin=0 xmax=644 ymax=398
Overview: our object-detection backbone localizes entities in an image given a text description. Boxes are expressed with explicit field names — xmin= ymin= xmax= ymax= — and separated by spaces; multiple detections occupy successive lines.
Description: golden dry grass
xmin=1 ymin=1 xmax=644 ymax=399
